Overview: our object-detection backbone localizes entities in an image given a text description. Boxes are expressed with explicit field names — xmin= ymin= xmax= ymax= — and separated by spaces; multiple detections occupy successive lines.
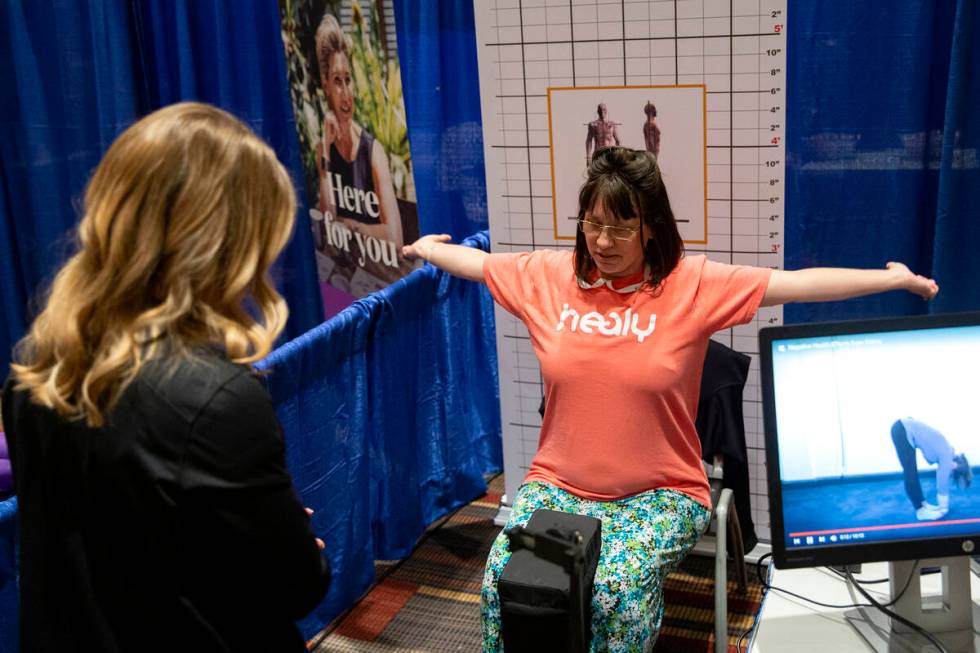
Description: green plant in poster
xmin=349 ymin=0 xmax=414 ymax=202
xmin=279 ymin=0 xmax=324 ymax=204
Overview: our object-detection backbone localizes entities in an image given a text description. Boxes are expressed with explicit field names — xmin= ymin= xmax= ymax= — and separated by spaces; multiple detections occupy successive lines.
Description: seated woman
xmin=403 ymin=146 xmax=938 ymax=652
xmin=3 ymin=103 xmax=330 ymax=652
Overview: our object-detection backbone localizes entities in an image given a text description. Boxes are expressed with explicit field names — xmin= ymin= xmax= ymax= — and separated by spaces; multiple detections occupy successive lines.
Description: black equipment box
xmin=498 ymin=509 xmax=602 ymax=653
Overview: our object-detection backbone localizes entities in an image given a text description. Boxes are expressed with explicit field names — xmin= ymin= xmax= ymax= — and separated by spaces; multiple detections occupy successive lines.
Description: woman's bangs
xmin=591 ymin=176 xmax=637 ymax=222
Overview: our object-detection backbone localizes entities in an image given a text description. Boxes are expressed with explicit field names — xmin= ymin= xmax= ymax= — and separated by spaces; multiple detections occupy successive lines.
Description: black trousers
xmin=891 ymin=420 xmax=924 ymax=510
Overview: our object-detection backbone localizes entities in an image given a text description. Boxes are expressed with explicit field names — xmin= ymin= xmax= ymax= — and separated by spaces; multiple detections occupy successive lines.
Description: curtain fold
xmin=932 ymin=0 xmax=980 ymax=313
xmin=0 ymin=496 xmax=17 ymax=653
xmin=257 ymin=231 xmax=501 ymax=637
xmin=132 ymin=0 xmax=325 ymax=338
xmin=785 ymin=1 xmax=979 ymax=324
xmin=393 ymin=0 xmax=489 ymax=242
xmin=0 ymin=1 xmax=140 ymax=375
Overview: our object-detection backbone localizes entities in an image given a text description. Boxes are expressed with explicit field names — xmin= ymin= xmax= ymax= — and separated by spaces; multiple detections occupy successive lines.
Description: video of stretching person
xmin=771 ymin=326 xmax=980 ymax=548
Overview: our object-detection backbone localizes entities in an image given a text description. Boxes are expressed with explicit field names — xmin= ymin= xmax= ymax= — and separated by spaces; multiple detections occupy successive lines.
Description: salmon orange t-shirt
xmin=483 ymin=250 xmax=772 ymax=508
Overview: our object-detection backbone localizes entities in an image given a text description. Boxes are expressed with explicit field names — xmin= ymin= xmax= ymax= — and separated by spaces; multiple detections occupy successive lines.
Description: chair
xmin=692 ymin=455 xmax=749 ymax=653
xmin=692 ymin=340 xmax=756 ymax=653
xmin=536 ymin=340 xmax=754 ymax=651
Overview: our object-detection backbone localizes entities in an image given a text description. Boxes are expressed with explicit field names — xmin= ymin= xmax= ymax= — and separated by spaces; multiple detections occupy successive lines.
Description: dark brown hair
xmin=573 ymin=147 xmax=683 ymax=288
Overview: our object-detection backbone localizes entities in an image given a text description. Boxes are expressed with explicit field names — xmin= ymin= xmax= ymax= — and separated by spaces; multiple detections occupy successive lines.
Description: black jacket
xmin=695 ymin=339 xmax=758 ymax=552
xmin=2 ymin=353 xmax=330 ymax=652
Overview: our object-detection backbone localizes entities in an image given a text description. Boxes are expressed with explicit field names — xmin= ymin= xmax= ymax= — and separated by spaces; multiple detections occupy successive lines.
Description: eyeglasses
xmin=578 ymin=218 xmax=640 ymax=241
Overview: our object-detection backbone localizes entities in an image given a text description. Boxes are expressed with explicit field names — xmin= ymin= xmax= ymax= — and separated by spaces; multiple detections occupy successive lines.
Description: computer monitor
xmin=760 ymin=312 xmax=980 ymax=649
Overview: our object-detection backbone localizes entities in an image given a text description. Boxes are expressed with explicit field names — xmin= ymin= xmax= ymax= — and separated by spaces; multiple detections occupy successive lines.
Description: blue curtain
xmin=256 ymin=231 xmax=501 ymax=638
xmin=0 ymin=497 xmax=16 ymax=653
xmin=932 ymin=0 xmax=980 ymax=313
xmin=393 ymin=0 xmax=489 ymax=242
xmin=0 ymin=1 xmax=142 ymax=380
xmin=131 ymin=1 xmax=325 ymax=337
xmin=0 ymin=0 xmax=323 ymax=378
xmin=0 ymin=0 xmax=489 ymax=376
xmin=4 ymin=0 xmax=978 ymax=648
xmin=785 ymin=0 xmax=980 ymax=323
xmin=0 ymin=2 xmax=490 ymax=647
xmin=5 ymin=0 xmax=979 ymax=368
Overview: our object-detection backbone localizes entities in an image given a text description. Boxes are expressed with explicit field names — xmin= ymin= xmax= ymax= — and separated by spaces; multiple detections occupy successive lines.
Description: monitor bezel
xmin=760 ymin=311 xmax=980 ymax=569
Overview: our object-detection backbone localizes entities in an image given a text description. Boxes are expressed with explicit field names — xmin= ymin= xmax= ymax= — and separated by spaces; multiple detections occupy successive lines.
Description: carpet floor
xmin=312 ymin=476 xmax=768 ymax=652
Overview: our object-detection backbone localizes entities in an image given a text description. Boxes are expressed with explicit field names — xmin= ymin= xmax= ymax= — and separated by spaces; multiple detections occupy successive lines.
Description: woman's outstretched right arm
xmin=402 ymin=234 xmax=487 ymax=283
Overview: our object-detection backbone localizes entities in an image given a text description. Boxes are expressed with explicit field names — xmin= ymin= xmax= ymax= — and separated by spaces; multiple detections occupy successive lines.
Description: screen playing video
xmin=770 ymin=324 xmax=980 ymax=550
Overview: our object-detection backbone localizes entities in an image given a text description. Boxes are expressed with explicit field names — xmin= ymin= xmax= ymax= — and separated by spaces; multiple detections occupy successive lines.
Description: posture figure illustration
xmin=585 ymin=103 xmax=621 ymax=164
xmin=643 ymin=101 xmax=661 ymax=158
xmin=890 ymin=417 xmax=972 ymax=520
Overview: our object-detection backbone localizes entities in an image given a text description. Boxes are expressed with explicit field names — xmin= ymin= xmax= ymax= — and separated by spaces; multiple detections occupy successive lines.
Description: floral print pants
xmin=481 ymin=481 xmax=710 ymax=653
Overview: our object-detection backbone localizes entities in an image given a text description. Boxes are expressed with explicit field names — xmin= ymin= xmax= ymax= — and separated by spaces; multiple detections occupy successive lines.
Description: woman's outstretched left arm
xmin=760 ymin=262 xmax=938 ymax=307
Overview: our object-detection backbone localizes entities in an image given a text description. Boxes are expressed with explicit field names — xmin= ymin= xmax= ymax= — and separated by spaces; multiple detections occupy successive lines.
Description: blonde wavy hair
xmin=11 ymin=102 xmax=296 ymax=427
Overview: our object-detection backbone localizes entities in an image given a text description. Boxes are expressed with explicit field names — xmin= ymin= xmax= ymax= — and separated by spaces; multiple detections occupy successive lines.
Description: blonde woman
xmin=2 ymin=103 xmax=330 ymax=652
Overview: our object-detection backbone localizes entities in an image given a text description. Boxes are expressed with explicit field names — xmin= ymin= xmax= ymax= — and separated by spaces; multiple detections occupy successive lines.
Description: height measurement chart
xmin=475 ymin=0 xmax=787 ymax=541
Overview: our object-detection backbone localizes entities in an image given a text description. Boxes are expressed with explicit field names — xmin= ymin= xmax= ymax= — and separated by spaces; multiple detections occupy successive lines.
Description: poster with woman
xmin=279 ymin=0 xmax=419 ymax=318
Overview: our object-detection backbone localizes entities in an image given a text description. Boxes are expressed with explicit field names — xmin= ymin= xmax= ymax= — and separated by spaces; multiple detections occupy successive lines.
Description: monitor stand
xmin=845 ymin=557 xmax=979 ymax=652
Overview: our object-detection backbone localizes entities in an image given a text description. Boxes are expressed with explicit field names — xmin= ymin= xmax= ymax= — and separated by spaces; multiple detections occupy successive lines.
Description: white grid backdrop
xmin=474 ymin=0 xmax=788 ymax=542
